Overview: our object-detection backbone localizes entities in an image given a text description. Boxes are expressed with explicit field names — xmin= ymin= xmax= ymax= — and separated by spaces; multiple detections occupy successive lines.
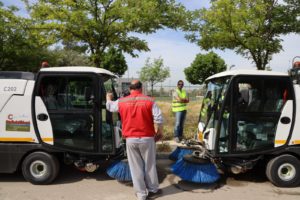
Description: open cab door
xmin=197 ymin=71 xmax=299 ymax=187
xmin=33 ymin=69 xmax=119 ymax=156
xmin=199 ymin=74 xmax=295 ymax=157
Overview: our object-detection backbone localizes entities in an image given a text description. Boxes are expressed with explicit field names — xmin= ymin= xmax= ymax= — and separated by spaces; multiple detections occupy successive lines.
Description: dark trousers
xmin=174 ymin=110 xmax=187 ymax=138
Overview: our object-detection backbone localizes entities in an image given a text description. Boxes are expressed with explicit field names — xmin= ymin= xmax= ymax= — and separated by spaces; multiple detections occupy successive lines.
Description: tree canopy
xmin=139 ymin=57 xmax=170 ymax=95
xmin=0 ymin=3 xmax=51 ymax=71
xmin=186 ymin=0 xmax=300 ymax=70
xmin=24 ymin=0 xmax=187 ymax=76
xmin=100 ymin=47 xmax=127 ymax=77
xmin=51 ymin=48 xmax=93 ymax=67
xmin=184 ymin=52 xmax=227 ymax=85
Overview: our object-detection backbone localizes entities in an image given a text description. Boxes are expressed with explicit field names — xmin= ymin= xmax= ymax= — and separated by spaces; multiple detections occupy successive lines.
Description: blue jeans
xmin=174 ymin=110 xmax=187 ymax=138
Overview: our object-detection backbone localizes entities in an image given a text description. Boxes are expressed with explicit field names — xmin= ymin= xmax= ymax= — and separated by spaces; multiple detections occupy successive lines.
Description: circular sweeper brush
xmin=171 ymin=152 xmax=220 ymax=184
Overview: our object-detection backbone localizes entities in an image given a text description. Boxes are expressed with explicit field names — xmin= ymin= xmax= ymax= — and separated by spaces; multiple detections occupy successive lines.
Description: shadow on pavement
xmin=158 ymin=158 xmax=272 ymax=198
xmin=0 ymin=156 xmax=269 ymax=187
xmin=0 ymin=162 xmax=116 ymax=185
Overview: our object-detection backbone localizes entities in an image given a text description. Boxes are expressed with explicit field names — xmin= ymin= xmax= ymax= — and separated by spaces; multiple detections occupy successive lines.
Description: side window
xmin=101 ymin=78 xmax=118 ymax=152
xmin=237 ymin=82 xmax=263 ymax=112
xmin=38 ymin=76 xmax=96 ymax=151
xmin=218 ymin=86 xmax=231 ymax=153
xmin=234 ymin=77 xmax=290 ymax=152
xmin=263 ymin=79 xmax=290 ymax=112
xmin=68 ymin=77 xmax=95 ymax=110
xmin=39 ymin=77 xmax=94 ymax=110
xmin=39 ymin=77 xmax=65 ymax=110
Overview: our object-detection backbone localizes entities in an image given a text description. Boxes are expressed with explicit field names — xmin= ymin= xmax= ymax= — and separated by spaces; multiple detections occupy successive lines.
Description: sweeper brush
xmin=171 ymin=154 xmax=220 ymax=184
xmin=106 ymin=159 xmax=132 ymax=182
xmin=169 ymin=146 xmax=194 ymax=161
xmin=169 ymin=140 xmax=204 ymax=161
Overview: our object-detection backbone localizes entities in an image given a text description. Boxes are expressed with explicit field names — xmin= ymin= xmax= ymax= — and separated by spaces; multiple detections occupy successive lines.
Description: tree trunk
xmin=151 ymin=82 xmax=154 ymax=96
xmin=93 ymin=56 xmax=101 ymax=68
xmin=252 ymin=52 xmax=265 ymax=70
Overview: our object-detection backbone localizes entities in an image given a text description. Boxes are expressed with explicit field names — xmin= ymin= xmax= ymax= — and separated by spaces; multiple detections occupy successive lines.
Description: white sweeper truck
xmin=171 ymin=57 xmax=300 ymax=187
xmin=0 ymin=66 xmax=124 ymax=184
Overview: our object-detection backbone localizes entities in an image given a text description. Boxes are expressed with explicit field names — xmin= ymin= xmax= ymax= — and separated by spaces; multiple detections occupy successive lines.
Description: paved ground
xmin=1 ymin=142 xmax=300 ymax=200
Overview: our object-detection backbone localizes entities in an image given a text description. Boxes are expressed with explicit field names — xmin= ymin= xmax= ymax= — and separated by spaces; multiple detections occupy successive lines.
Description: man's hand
xmin=154 ymin=133 xmax=162 ymax=142
xmin=106 ymin=92 xmax=113 ymax=101
xmin=183 ymin=98 xmax=189 ymax=103
xmin=179 ymin=98 xmax=189 ymax=103
xmin=154 ymin=124 xmax=163 ymax=142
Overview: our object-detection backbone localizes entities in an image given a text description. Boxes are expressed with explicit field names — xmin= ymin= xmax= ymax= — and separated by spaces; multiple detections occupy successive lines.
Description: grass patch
xmin=156 ymin=141 xmax=172 ymax=152
xmin=157 ymin=100 xmax=202 ymax=140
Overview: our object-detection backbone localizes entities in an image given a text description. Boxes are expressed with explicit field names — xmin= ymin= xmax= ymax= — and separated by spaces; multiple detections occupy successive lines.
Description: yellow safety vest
xmin=172 ymin=89 xmax=187 ymax=112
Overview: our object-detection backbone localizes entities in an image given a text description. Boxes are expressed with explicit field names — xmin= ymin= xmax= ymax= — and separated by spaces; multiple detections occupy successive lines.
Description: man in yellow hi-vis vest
xmin=172 ymin=80 xmax=189 ymax=143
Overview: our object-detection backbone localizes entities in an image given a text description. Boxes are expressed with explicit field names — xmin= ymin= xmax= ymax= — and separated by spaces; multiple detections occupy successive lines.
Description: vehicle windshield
xmin=199 ymin=77 xmax=231 ymax=131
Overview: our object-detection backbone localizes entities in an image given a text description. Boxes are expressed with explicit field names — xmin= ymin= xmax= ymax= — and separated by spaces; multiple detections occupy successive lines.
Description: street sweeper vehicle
xmin=171 ymin=59 xmax=300 ymax=187
xmin=0 ymin=66 xmax=125 ymax=184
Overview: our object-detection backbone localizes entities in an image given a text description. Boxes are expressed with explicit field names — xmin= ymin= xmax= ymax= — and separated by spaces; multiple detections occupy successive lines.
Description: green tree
xmin=139 ymin=57 xmax=170 ymax=96
xmin=184 ymin=52 xmax=226 ymax=85
xmin=100 ymin=47 xmax=127 ymax=77
xmin=24 ymin=0 xmax=187 ymax=75
xmin=186 ymin=0 xmax=300 ymax=70
xmin=0 ymin=3 xmax=51 ymax=71
xmin=280 ymin=0 xmax=300 ymax=33
xmin=51 ymin=48 xmax=93 ymax=67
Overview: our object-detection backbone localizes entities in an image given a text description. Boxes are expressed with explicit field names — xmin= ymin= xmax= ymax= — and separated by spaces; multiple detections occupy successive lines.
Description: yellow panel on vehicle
xmin=292 ymin=140 xmax=300 ymax=145
xmin=42 ymin=138 xmax=54 ymax=142
xmin=275 ymin=140 xmax=286 ymax=145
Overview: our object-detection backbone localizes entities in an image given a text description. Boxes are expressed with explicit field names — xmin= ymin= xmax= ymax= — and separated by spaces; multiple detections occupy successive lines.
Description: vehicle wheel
xmin=266 ymin=154 xmax=300 ymax=187
xmin=22 ymin=152 xmax=59 ymax=185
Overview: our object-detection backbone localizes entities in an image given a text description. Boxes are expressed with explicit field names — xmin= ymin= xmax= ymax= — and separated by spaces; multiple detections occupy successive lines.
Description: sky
xmin=2 ymin=0 xmax=300 ymax=85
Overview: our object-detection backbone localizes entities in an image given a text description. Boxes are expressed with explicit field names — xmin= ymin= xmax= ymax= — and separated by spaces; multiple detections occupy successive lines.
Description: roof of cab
xmin=206 ymin=69 xmax=288 ymax=81
xmin=40 ymin=66 xmax=116 ymax=77
xmin=0 ymin=71 xmax=35 ymax=80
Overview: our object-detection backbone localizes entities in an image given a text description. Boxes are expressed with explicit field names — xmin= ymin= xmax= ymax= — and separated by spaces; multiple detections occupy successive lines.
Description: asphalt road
xmin=1 ymin=158 xmax=300 ymax=200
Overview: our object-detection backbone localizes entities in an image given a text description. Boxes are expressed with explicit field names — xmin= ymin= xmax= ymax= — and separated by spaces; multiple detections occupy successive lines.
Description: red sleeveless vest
xmin=118 ymin=90 xmax=155 ymax=138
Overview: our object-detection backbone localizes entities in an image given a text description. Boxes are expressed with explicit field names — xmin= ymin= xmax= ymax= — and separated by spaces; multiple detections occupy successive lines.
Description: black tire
xmin=22 ymin=152 xmax=60 ymax=185
xmin=266 ymin=154 xmax=300 ymax=187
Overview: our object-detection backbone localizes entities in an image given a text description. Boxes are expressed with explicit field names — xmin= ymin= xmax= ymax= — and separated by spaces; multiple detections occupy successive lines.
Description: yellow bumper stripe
xmin=0 ymin=137 xmax=53 ymax=142
xmin=0 ymin=137 xmax=35 ymax=142
xmin=42 ymin=138 xmax=54 ymax=142
xmin=292 ymin=140 xmax=300 ymax=145
xmin=275 ymin=140 xmax=286 ymax=145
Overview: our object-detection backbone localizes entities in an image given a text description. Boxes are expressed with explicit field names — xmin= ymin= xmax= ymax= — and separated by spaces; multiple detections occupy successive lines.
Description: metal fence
xmin=146 ymin=84 xmax=205 ymax=99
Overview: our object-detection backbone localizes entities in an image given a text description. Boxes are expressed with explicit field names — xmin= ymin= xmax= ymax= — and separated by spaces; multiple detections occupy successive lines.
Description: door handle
xmin=37 ymin=113 xmax=49 ymax=121
xmin=280 ymin=116 xmax=291 ymax=124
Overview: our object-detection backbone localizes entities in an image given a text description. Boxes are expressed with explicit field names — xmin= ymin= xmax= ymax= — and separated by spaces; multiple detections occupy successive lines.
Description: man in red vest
xmin=106 ymin=80 xmax=163 ymax=200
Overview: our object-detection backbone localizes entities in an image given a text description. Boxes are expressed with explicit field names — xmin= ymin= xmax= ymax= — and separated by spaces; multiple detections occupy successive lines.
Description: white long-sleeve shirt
xmin=106 ymin=100 xmax=164 ymax=124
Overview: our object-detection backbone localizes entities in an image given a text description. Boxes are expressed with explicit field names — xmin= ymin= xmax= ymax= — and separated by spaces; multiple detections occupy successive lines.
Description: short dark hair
xmin=177 ymin=80 xmax=184 ymax=85
xmin=129 ymin=81 xmax=142 ymax=90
